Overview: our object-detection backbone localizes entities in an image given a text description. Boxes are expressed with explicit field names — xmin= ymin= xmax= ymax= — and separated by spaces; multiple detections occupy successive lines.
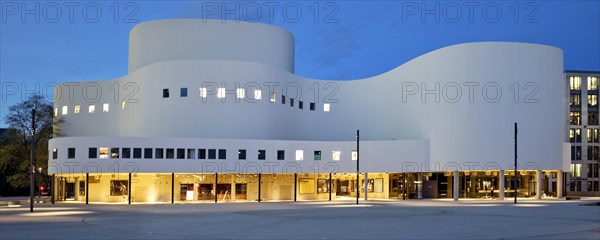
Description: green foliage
xmin=0 ymin=94 xmax=62 ymax=194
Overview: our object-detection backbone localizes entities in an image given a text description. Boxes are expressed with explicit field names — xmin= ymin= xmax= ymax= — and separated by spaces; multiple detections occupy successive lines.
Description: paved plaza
xmin=1 ymin=199 xmax=599 ymax=239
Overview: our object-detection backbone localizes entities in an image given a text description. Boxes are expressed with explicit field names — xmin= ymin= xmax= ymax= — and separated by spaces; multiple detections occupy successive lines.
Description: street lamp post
xmin=356 ymin=129 xmax=360 ymax=205
xmin=29 ymin=109 xmax=36 ymax=212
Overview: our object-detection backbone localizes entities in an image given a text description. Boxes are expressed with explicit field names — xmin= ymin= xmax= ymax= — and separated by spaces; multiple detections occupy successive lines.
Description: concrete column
xmin=556 ymin=171 xmax=563 ymax=198
xmin=453 ymin=171 xmax=459 ymax=201
xmin=364 ymin=173 xmax=368 ymax=201
xmin=499 ymin=170 xmax=505 ymax=200
xmin=536 ymin=170 xmax=543 ymax=199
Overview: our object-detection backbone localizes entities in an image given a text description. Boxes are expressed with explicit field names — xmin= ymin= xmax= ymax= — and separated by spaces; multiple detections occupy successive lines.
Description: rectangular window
xmin=332 ymin=151 xmax=341 ymax=161
xmin=199 ymin=88 xmax=207 ymax=98
xmin=282 ymin=95 xmax=286 ymax=104
xmin=589 ymin=94 xmax=598 ymax=107
xmin=570 ymin=128 xmax=582 ymax=143
xmin=570 ymin=94 xmax=581 ymax=107
xmin=238 ymin=149 xmax=246 ymax=160
xmin=110 ymin=148 xmax=119 ymax=158
xmin=290 ymin=98 xmax=294 ymax=107
xmin=88 ymin=148 xmax=97 ymax=158
xmin=589 ymin=112 xmax=599 ymax=125
xmin=155 ymin=148 xmax=164 ymax=159
xmin=587 ymin=146 xmax=599 ymax=160
xmin=277 ymin=150 xmax=285 ymax=160
xmin=208 ymin=149 xmax=216 ymax=159
xmin=237 ymin=88 xmax=245 ymax=99
xmin=163 ymin=88 xmax=169 ymax=98
xmin=133 ymin=148 xmax=142 ymax=158
xmin=218 ymin=149 xmax=226 ymax=159
xmin=295 ymin=150 xmax=303 ymax=161
xmin=217 ymin=88 xmax=226 ymax=98
xmin=270 ymin=92 xmax=276 ymax=102
xmin=570 ymin=111 xmax=581 ymax=125
xmin=258 ymin=150 xmax=266 ymax=160
xmin=570 ymin=163 xmax=582 ymax=178
xmin=588 ymin=76 xmax=598 ymax=90
xmin=67 ymin=148 xmax=75 ymax=159
xmin=122 ymin=148 xmax=131 ymax=158
xmin=177 ymin=148 xmax=185 ymax=159
xmin=570 ymin=76 xmax=582 ymax=90
xmin=198 ymin=149 xmax=206 ymax=159
xmin=99 ymin=147 xmax=109 ymax=159
xmin=103 ymin=103 xmax=109 ymax=112
xmin=314 ymin=151 xmax=321 ymax=160
xmin=74 ymin=105 xmax=81 ymax=114
xmin=186 ymin=149 xmax=196 ymax=159
xmin=88 ymin=105 xmax=95 ymax=113
xmin=180 ymin=88 xmax=188 ymax=97
xmin=323 ymin=103 xmax=331 ymax=112
xmin=572 ymin=146 xmax=582 ymax=160
xmin=254 ymin=90 xmax=262 ymax=100
xmin=299 ymin=101 xmax=303 ymax=109
xmin=144 ymin=148 xmax=153 ymax=159
xmin=299 ymin=178 xmax=315 ymax=194
xmin=166 ymin=148 xmax=174 ymax=159
xmin=62 ymin=106 xmax=68 ymax=115
xmin=54 ymin=108 xmax=57 ymax=116
xmin=121 ymin=100 xmax=126 ymax=110
xmin=352 ymin=150 xmax=358 ymax=161
xmin=587 ymin=128 xmax=599 ymax=143
xmin=310 ymin=102 xmax=315 ymax=111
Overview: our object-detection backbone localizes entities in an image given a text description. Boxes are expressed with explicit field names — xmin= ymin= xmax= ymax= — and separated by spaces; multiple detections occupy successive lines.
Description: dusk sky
xmin=1 ymin=1 xmax=599 ymax=127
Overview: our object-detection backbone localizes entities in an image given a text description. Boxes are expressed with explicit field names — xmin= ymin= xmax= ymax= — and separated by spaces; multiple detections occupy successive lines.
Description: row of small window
xmin=568 ymin=128 xmax=600 ymax=143
xmin=53 ymin=147 xmax=357 ymax=161
xmin=569 ymin=180 xmax=600 ymax=192
xmin=569 ymin=112 xmax=599 ymax=125
xmin=569 ymin=76 xmax=599 ymax=91
xmin=570 ymin=146 xmax=600 ymax=160
xmin=569 ymin=163 xmax=600 ymax=178
xmin=54 ymin=102 xmax=127 ymax=116
xmin=569 ymin=94 xmax=598 ymax=108
xmin=163 ymin=87 xmax=331 ymax=112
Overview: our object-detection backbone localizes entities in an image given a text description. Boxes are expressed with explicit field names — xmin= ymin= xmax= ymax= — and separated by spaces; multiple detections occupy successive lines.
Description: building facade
xmin=48 ymin=19 xmax=570 ymax=203
xmin=566 ymin=70 xmax=600 ymax=196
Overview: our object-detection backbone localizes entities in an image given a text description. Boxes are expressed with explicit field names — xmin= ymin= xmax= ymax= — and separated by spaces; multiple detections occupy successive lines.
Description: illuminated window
xmin=88 ymin=105 xmax=95 ymax=113
xmin=314 ymin=151 xmax=321 ymax=160
xmin=570 ymin=76 xmax=581 ymax=90
xmin=588 ymin=76 xmax=598 ymax=90
xmin=352 ymin=150 xmax=358 ymax=161
xmin=52 ymin=148 xmax=58 ymax=159
xmin=570 ymin=94 xmax=581 ymax=107
xmin=332 ymin=151 xmax=341 ymax=161
xmin=270 ymin=92 xmax=276 ymax=102
xmin=163 ymin=88 xmax=169 ymax=98
xmin=180 ymin=88 xmax=188 ymax=97
xmin=570 ymin=163 xmax=581 ymax=178
xmin=588 ymin=94 xmax=597 ymax=107
xmin=54 ymin=108 xmax=57 ymax=116
xmin=199 ymin=88 xmax=207 ymax=98
xmin=62 ymin=106 xmax=68 ymax=115
xmin=74 ymin=105 xmax=81 ymax=114
xmin=570 ymin=111 xmax=581 ymax=125
xmin=121 ymin=101 xmax=126 ymax=110
xmin=103 ymin=103 xmax=109 ymax=112
xmin=324 ymin=103 xmax=331 ymax=112
xmin=587 ymin=128 xmax=599 ymax=143
xmin=254 ymin=90 xmax=262 ymax=100
xmin=217 ymin=88 xmax=226 ymax=98
xmin=277 ymin=150 xmax=285 ymax=160
xmin=570 ymin=128 xmax=582 ymax=143
xmin=295 ymin=150 xmax=304 ymax=161
xmin=237 ymin=88 xmax=245 ymax=99
xmin=99 ymin=147 xmax=109 ymax=159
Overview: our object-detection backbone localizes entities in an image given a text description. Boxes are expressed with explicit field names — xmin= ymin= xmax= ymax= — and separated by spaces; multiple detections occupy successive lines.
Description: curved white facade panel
xmin=50 ymin=19 xmax=568 ymax=174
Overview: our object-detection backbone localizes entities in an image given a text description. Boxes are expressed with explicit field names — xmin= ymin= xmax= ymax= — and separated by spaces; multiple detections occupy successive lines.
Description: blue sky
xmin=1 ymin=1 xmax=599 ymax=127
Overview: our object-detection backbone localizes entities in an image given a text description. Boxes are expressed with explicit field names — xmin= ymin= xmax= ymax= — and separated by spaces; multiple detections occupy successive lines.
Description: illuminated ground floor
xmin=48 ymin=170 xmax=566 ymax=204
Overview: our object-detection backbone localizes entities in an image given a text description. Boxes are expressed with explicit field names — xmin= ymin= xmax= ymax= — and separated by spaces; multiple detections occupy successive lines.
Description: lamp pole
xmin=514 ymin=122 xmax=518 ymax=204
xmin=30 ymin=109 xmax=36 ymax=212
xmin=356 ymin=129 xmax=360 ymax=205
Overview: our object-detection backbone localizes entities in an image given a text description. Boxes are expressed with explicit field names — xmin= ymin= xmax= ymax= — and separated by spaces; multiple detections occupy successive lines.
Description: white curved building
xmin=48 ymin=19 xmax=569 ymax=203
